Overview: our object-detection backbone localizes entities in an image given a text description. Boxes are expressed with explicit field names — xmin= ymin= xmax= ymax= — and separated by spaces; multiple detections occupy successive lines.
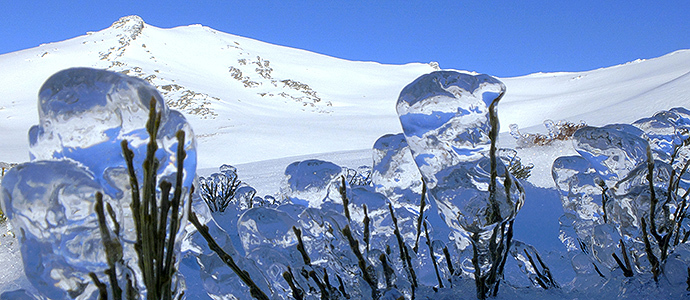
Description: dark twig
xmin=363 ymin=204 xmax=371 ymax=252
xmin=89 ymin=272 xmax=109 ymax=300
xmin=293 ymin=226 xmax=312 ymax=266
xmin=640 ymin=218 xmax=660 ymax=282
xmin=379 ymin=254 xmax=395 ymax=288
xmin=283 ymin=267 xmax=305 ymax=300
xmin=308 ymin=270 xmax=329 ymax=300
xmin=189 ymin=210 xmax=270 ymax=300
xmin=443 ymin=246 xmax=455 ymax=276
xmin=414 ymin=180 xmax=427 ymax=253
xmin=342 ymin=225 xmax=378 ymax=299
xmin=340 ymin=176 xmax=351 ymax=222
xmin=94 ymin=192 xmax=123 ymax=299
xmin=424 ymin=221 xmax=443 ymax=288
xmin=611 ymin=239 xmax=634 ymax=277
xmin=388 ymin=203 xmax=418 ymax=293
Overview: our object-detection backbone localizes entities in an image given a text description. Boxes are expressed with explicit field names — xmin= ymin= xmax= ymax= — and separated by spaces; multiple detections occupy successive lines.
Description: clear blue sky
xmin=1 ymin=1 xmax=688 ymax=77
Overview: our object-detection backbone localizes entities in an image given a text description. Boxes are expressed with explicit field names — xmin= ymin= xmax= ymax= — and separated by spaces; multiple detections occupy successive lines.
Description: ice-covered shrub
xmin=396 ymin=71 xmax=524 ymax=298
xmin=281 ymin=159 xmax=345 ymax=208
xmin=510 ymin=119 xmax=586 ymax=148
xmin=0 ymin=68 xmax=196 ymax=299
xmin=345 ymin=165 xmax=373 ymax=186
xmin=198 ymin=164 xmax=244 ymax=212
xmin=553 ymin=107 xmax=690 ymax=287
xmin=498 ymin=148 xmax=534 ymax=180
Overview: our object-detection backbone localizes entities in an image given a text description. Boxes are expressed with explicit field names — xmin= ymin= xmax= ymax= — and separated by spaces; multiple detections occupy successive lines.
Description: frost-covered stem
xmin=522 ymin=248 xmax=558 ymax=289
xmin=640 ymin=218 xmax=661 ymax=282
xmin=671 ymin=145 xmax=690 ymax=246
xmin=471 ymin=233 xmax=487 ymax=300
xmin=282 ymin=267 xmax=304 ymax=300
xmin=307 ymin=270 xmax=330 ymax=300
xmin=188 ymin=210 xmax=270 ymax=300
xmin=523 ymin=249 xmax=548 ymax=289
xmin=646 ymin=146 xmax=661 ymax=239
xmin=414 ymin=179 xmax=427 ymax=253
xmin=340 ymin=176 xmax=351 ymax=222
xmin=491 ymin=220 xmax=514 ymax=297
xmin=293 ymin=226 xmax=312 ymax=266
xmin=89 ymin=272 xmax=109 ymax=300
xmin=379 ymin=253 xmax=395 ymax=288
xmin=443 ymin=246 xmax=455 ymax=276
xmin=598 ymin=181 xmax=609 ymax=223
xmin=388 ymin=202 xmax=418 ymax=292
xmin=123 ymin=99 xmax=187 ymax=300
xmin=363 ymin=204 xmax=371 ymax=252
xmin=593 ymin=263 xmax=606 ymax=278
xmin=611 ymin=239 xmax=634 ymax=277
xmin=645 ymin=145 xmax=672 ymax=262
xmin=336 ymin=275 xmax=349 ymax=299
xmin=673 ymin=199 xmax=688 ymax=246
xmin=342 ymin=225 xmax=378 ymax=299
xmin=668 ymin=144 xmax=682 ymax=198
xmin=141 ymin=101 xmax=162 ymax=298
xmin=487 ymin=94 xmax=504 ymax=224
xmin=533 ymin=249 xmax=558 ymax=288
xmin=424 ymin=221 xmax=443 ymax=288
xmin=93 ymin=192 xmax=123 ymax=299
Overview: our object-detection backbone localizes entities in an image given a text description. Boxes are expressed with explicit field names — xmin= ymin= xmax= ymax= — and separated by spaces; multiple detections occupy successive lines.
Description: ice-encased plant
xmin=553 ymin=108 xmax=690 ymax=286
xmin=0 ymin=68 xmax=196 ymax=299
xmin=396 ymin=71 xmax=524 ymax=298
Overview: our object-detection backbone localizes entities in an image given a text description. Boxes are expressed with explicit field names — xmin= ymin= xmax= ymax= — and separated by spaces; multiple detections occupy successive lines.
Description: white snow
xmin=2 ymin=15 xmax=690 ymax=299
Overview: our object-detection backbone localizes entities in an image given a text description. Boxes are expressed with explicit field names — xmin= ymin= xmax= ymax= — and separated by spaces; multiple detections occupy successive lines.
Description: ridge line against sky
xmin=1 ymin=1 xmax=689 ymax=77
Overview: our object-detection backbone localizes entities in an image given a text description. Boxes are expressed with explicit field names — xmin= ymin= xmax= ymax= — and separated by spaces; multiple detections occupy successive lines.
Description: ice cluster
xmin=396 ymin=71 xmax=523 ymax=234
xmin=189 ymin=71 xmax=535 ymax=299
xmin=0 ymin=68 xmax=196 ymax=299
xmin=553 ymin=107 xmax=690 ymax=288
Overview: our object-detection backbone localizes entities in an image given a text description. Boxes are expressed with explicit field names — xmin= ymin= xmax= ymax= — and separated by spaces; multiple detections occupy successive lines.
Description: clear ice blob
xmin=573 ymin=124 xmax=649 ymax=184
xmin=237 ymin=207 xmax=298 ymax=254
xmin=1 ymin=160 xmax=107 ymax=299
xmin=1 ymin=68 xmax=196 ymax=299
xmin=371 ymin=133 xmax=423 ymax=205
xmin=282 ymin=159 xmax=343 ymax=208
xmin=396 ymin=71 xmax=524 ymax=234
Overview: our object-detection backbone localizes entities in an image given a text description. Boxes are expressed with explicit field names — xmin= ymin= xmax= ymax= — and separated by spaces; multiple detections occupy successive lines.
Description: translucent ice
xmin=396 ymin=71 xmax=523 ymax=234
xmin=282 ymin=159 xmax=343 ymax=208
xmin=396 ymin=71 xmax=523 ymax=297
xmin=553 ymin=108 xmax=690 ymax=281
xmin=572 ymin=124 xmax=649 ymax=184
xmin=552 ymin=155 xmax=605 ymax=254
xmin=371 ymin=133 xmax=423 ymax=205
xmin=370 ymin=133 xmax=450 ymax=250
xmin=237 ymin=207 xmax=298 ymax=254
xmin=181 ymin=187 xmax=271 ymax=300
xmin=1 ymin=68 xmax=196 ymax=299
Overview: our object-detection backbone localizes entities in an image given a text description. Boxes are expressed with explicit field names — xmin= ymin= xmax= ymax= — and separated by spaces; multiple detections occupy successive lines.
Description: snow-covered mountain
xmin=1 ymin=15 xmax=690 ymax=171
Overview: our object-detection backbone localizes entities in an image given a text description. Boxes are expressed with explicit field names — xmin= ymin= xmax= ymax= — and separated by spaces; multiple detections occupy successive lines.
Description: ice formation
xmin=396 ymin=71 xmax=523 ymax=234
xmin=281 ymin=159 xmax=344 ymax=208
xmin=396 ymin=71 xmax=524 ymax=296
xmin=0 ymin=68 xmax=196 ymax=299
xmin=371 ymin=133 xmax=423 ymax=205
xmin=552 ymin=108 xmax=690 ymax=288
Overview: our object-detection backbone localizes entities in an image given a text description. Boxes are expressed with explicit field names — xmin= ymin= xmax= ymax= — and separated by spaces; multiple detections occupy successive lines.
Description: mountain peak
xmin=110 ymin=15 xmax=145 ymax=38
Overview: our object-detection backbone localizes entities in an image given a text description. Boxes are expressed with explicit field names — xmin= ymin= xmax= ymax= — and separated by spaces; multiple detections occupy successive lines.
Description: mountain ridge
xmin=1 ymin=15 xmax=689 ymax=169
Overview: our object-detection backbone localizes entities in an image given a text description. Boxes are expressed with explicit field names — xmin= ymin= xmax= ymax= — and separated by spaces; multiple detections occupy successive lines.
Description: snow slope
xmin=2 ymin=15 xmax=690 ymax=171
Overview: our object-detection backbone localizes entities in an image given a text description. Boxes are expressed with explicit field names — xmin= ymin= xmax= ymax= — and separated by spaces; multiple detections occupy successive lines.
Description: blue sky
xmin=1 ymin=1 xmax=688 ymax=77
